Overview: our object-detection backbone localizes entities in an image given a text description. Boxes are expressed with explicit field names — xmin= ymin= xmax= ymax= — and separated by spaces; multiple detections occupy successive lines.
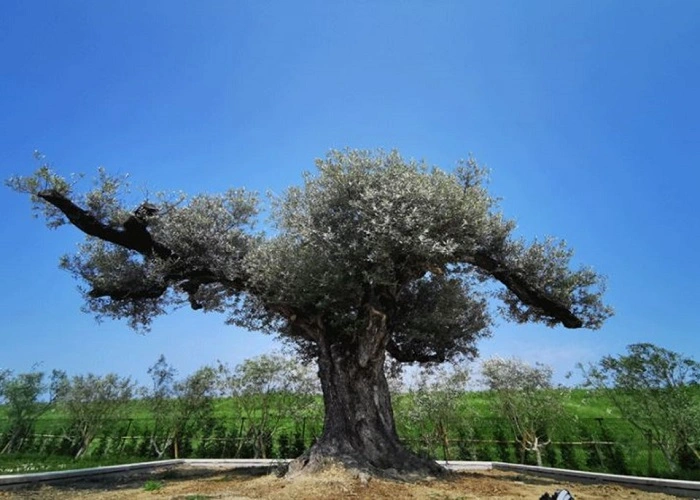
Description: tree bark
xmin=287 ymin=322 xmax=444 ymax=478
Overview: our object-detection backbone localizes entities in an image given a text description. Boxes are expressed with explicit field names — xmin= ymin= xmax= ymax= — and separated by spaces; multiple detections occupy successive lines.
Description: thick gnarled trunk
xmin=288 ymin=318 xmax=444 ymax=478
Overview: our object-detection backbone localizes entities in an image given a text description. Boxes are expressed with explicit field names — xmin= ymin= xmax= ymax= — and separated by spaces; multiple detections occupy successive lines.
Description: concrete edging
xmin=438 ymin=460 xmax=493 ymax=471
xmin=0 ymin=459 xmax=184 ymax=487
xmin=0 ymin=458 xmax=699 ymax=496
xmin=183 ymin=458 xmax=291 ymax=467
xmin=490 ymin=461 xmax=700 ymax=497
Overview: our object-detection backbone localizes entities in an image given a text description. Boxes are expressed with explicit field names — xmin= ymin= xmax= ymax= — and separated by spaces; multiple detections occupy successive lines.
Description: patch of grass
xmin=143 ymin=479 xmax=164 ymax=491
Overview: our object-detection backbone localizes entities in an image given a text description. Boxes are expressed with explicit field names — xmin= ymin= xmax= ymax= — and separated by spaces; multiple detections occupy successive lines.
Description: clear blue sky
xmin=1 ymin=0 xmax=699 ymax=386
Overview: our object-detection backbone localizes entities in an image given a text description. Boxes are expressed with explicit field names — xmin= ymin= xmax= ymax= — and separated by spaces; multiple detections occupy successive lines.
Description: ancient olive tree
xmin=8 ymin=149 xmax=611 ymax=475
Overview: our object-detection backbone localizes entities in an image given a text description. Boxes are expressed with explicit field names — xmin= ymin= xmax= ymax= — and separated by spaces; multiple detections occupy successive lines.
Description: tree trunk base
xmin=282 ymin=331 xmax=447 ymax=481
xmin=284 ymin=441 xmax=446 ymax=481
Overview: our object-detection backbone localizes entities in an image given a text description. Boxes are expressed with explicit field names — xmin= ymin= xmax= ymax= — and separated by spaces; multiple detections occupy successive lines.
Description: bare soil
xmin=0 ymin=464 xmax=686 ymax=499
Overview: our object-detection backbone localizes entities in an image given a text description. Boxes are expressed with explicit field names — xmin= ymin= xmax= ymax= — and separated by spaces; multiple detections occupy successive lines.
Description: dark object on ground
xmin=540 ymin=489 xmax=574 ymax=500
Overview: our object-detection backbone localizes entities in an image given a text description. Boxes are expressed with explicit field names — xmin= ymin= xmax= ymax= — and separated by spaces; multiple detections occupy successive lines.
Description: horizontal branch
xmin=38 ymin=189 xmax=172 ymax=259
xmin=466 ymin=251 xmax=583 ymax=329
xmin=38 ymin=190 xmax=246 ymax=310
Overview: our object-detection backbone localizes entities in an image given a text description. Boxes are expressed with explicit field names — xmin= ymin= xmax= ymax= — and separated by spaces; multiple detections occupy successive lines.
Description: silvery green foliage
xmin=8 ymin=155 xmax=258 ymax=330
xmin=59 ymin=239 xmax=171 ymax=329
xmin=169 ymin=365 xmax=221 ymax=442
xmin=495 ymin=237 xmax=610 ymax=329
xmin=9 ymin=149 xmax=612 ymax=362
xmin=243 ymin=149 xmax=610 ymax=360
xmin=390 ymin=274 xmax=489 ymax=362
xmin=221 ymin=352 xmax=320 ymax=397
xmin=580 ymin=344 xmax=700 ymax=470
xmin=481 ymin=357 xmax=566 ymax=466
xmin=248 ymin=151 xmax=496 ymax=310
xmin=149 ymin=189 xmax=258 ymax=284
xmin=220 ymin=353 xmax=321 ymax=424
xmin=145 ymin=355 xmax=179 ymax=458
xmin=6 ymin=152 xmax=77 ymax=228
xmin=482 ymin=357 xmax=555 ymax=392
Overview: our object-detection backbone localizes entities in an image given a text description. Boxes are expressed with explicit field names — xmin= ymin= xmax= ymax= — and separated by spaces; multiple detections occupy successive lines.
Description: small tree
xmin=0 ymin=369 xmax=63 ymax=454
xmin=398 ymin=365 xmax=471 ymax=461
xmin=144 ymin=354 xmax=177 ymax=458
xmin=55 ymin=372 xmax=136 ymax=458
xmin=166 ymin=365 xmax=220 ymax=459
xmin=580 ymin=343 xmax=700 ymax=472
xmin=482 ymin=357 xmax=565 ymax=466
xmin=220 ymin=353 xmax=320 ymax=459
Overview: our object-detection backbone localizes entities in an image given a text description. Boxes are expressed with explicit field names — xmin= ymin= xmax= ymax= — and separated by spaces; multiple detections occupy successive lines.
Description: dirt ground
xmin=0 ymin=464 xmax=688 ymax=499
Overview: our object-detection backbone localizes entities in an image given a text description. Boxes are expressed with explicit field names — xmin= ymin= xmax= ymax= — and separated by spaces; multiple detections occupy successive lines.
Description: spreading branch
xmin=38 ymin=189 xmax=172 ymax=259
xmin=38 ymin=189 xmax=246 ymax=309
xmin=466 ymin=251 xmax=583 ymax=328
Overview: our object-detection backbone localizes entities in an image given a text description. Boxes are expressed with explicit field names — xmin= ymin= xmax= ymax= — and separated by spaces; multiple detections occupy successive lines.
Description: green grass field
xmin=1 ymin=389 xmax=698 ymax=480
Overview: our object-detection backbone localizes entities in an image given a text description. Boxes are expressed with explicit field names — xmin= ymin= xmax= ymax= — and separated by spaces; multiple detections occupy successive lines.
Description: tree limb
xmin=466 ymin=251 xmax=583 ymax=328
xmin=38 ymin=189 xmax=172 ymax=259
xmin=38 ymin=190 xmax=246 ymax=309
xmin=37 ymin=186 xmax=583 ymax=328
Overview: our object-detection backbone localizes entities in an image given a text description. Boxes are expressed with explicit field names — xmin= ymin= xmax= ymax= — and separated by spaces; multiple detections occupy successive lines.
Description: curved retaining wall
xmin=0 ymin=459 xmax=184 ymax=487
xmin=487 ymin=461 xmax=700 ymax=498
xmin=1 ymin=459 xmax=698 ymax=497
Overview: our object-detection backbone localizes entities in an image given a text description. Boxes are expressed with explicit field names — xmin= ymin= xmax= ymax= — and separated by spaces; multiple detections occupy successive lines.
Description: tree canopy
xmin=8 ymin=148 xmax=612 ymax=475
xmin=9 ymin=149 xmax=611 ymax=360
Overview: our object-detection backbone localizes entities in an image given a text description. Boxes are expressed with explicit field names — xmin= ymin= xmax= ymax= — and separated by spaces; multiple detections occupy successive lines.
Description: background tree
xmin=0 ymin=368 xmax=63 ymax=454
xmin=54 ymin=372 xmax=136 ymax=458
xmin=8 ymin=149 xmax=612 ymax=476
xmin=219 ymin=352 xmax=320 ymax=459
xmin=167 ymin=364 xmax=220 ymax=459
xmin=395 ymin=365 xmax=471 ymax=461
xmin=481 ymin=357 xmax=566 ymax=466
xmin=580 ymin=343 xmax=700 ymax=472
xmin=144 ymin=354 xmax=178 ymax=459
